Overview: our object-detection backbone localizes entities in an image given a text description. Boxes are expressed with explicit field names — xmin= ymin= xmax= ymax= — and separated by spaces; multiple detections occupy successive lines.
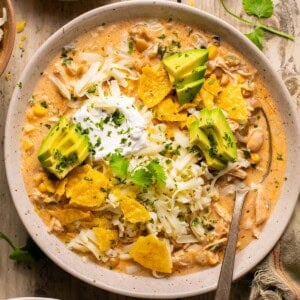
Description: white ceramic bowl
xmin=5 ymin=1 xmax=300 ymax=298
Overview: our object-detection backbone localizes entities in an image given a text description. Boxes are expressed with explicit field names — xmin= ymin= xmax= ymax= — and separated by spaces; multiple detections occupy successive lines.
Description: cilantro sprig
xmin=109 ymin=153 xmax=129 ymax=178
xmin=220 ymin=0 xmax=294 ymax=50
xmin=0 ymin=232 xmax=43 ymax=263
xmin=129 ymin=169 xmax=153 ymax=187
xmin=109 ymin=154 xmax=166 ymax=187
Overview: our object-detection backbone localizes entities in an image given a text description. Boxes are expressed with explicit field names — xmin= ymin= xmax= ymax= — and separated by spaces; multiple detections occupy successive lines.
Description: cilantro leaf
xmin=129 ymin=169 xmax=152 ymax=187
xmin=109 ymin=153 xmax=129 ymax=178
xmin=242 ymin=0 xmax=273 ymax=18
xmin=245 ymin=27 xmax=265 ymax=50
xmin=0 ymin=232 xmax=43 ymax=264
xmin=146 ymin=159 xmax=166 ymax=185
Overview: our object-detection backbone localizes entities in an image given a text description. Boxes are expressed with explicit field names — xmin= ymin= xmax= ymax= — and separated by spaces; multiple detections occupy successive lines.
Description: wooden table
xmin=0 ymin=0 xmax=299 ymax=299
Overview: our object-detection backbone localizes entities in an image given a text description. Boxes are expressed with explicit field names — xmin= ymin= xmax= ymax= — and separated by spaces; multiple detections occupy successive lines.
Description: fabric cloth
xmin=249 ymin=197 xmax=300 ymax=300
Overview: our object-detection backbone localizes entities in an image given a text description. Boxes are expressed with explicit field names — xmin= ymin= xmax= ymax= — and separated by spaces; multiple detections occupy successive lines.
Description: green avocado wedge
xmin=189 ymin=120 xmax=226 ymax=170
xmin=176 ymin=78 xmax=204 ymax=104
xmin=162 ymin=49 xmax=208 ymax=79
xmin=198 ymin=108 xmax=237 ymax=162
xmin=38 ymin=117 xmax=90 ymax=179
xmin=170 ymin=65 xmax=207 ymax=87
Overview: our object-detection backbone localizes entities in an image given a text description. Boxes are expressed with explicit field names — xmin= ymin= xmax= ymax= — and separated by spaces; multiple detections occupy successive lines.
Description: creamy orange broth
xmin=21 ymin=18 xmax=286 ymax=276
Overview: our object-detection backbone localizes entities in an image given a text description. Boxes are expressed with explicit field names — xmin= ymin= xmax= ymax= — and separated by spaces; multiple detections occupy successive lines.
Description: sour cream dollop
xmin=73 ymin=95 xmax=147 ymax=160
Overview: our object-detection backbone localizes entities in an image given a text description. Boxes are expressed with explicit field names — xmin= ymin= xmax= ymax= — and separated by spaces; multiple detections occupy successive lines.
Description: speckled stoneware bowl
xmin=5 ymin=1 xmax=300 ymax=298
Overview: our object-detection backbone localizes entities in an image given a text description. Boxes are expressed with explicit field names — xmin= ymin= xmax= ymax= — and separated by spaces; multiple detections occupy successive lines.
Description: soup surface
xmin=21 ymin=18 xmax=286 ymax=276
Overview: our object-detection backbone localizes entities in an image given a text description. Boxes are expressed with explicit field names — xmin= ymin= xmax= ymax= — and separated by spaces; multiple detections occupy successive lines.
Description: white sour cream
xmin=73 ymin=95 xmax=147 ymax=161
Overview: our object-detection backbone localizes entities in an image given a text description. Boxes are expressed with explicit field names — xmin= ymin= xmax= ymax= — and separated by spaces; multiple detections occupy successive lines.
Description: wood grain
xmin=0 ymin=0 xmax=299 ymax=299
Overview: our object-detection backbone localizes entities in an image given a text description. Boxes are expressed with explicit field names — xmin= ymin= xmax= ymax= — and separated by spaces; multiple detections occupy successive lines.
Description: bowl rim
xmin=4 ymin=0 xmax=300 ymax=298
xmin=0 ymin=0 xmax=15 ymax=76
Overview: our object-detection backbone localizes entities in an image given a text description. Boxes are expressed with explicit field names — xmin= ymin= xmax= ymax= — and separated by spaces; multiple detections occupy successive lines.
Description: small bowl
xmin=0 ymin=0 xmax=15 ymax=76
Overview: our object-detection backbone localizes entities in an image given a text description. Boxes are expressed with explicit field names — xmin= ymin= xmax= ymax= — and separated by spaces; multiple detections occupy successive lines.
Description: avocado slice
xmin=162 ymin=49 xmax=208 ymax=79
xmin=198 ymin=108 xmax=237 ymax=162
xmin=170 ymin=65 xmax=207 ymax=87
xmin=38 ymin=116 xmax=70 ymax=162
xmin=189 ymin=120 xmax=226 ymax=170
xmin=176 ymin=78 xmax=204 ymax=104
xmin=38 ymin=117 xmax=90 ymax=179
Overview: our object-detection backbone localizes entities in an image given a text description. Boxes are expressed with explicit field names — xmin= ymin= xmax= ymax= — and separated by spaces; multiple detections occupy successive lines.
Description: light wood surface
xmin=0 ymin=0 xmax=299 ymax=299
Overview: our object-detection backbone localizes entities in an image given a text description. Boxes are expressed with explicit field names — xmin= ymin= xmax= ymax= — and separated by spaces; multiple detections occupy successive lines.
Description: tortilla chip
xmin=216 ymin=84 xmax=248 ymax=123
xmin=55 ymin=178 xmax=67 ymax=200
xmin=66 ymin=165 xmax=110 ymax=209
xmin=93 ymin=227 xmax=118 ymax=252
xmin=200 ymin=88 xmax=215 ymax=109
xmin=80 ymin=216 xmax=112 ymax=229
xmin=48 ymin=208 xmax=90 ymax=225
xmin=203 ymin=74 xmax=221 ymax=96
xmin=129 ymin=234 xmax=172 ymax=273
xmin=138 ymin=65 xmax=172 ymax=108
xmin=154 ymin=97 xmax=187 ymax=122
xmin=120 ymin=195 xmax=150 ymax=223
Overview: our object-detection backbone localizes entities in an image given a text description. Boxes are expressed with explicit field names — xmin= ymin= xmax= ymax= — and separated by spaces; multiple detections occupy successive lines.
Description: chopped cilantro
xmin=165 ymin=159 xmax=172 ymax=165
xmin=120 ymin=138 xmax=127 ymax=144
xmin=87 ymin=84 xmax=97 ymax=94
xmin=54 ymin=150 xmax=78 ymax=173
xmin=61 ymin=47 xmax=71 ymax=58
xmin=40 ymin=100 xmax=48 ymax=108
xmin=187 ymin=145 xmax=199 ymax=153
xmin=62 ymin=57 xmax=73 ymax=66
xmin=243 ymin=149 xmax=251 ymax=159
xmin=71 ymin=93 xmax=78 ymax=101
xmin=112 ymin=109 xmax=125 ymax=127
xmin=84 ymin=176 xmax=93 ymax=181
xmin=157 ymin=44 xmax=167 ymax=59
xmin=96 ymin=119 xmax=104 ymax=130
xmin=223 ymin=133 xmax=234 ymax=148
xmin=171 ymin=40 xmax=181 ymax=48
xmin=276 ymin=153 xmax=284 ymax=161
xmin=95 ymin=137 xmax=102 ymax=147
xmin=158 ymin=34 xmax=166 ymax=39
xmin=128 ymin=36 xmax=134 ymax=54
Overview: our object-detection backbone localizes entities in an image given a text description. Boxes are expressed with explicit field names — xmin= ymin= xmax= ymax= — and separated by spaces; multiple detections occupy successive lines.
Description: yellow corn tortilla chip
xmin=66 ymin=165 xmax=110 ymax=209
xmin=155 ymin=97 xmax=187 ymax=122
xmin=93 ymin=227 xmax=118 ymax=252
xmin=129 ymin=234 xmax=172 ymax=273
xmin=80 ymin=216 xmax=112 ymax=229
xmin=138 ymin=65 xmax=172 ymax=108
xmin=54 ymin=178 xmax=67 ymax=200
xmin=216 ymin=84 xmax=248 ymax=123
xmin=200 ymin=88 xmax=215 ymax=109
xmin=203 ymin=74 xmax=221 ymax=97
xmin=47 ymin=208 xmax=90 ymax=226
xmin=120 ymin=195 xmax=150 ymax=223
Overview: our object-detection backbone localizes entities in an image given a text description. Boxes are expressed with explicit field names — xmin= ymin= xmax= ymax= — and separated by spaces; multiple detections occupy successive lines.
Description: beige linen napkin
xmin=249 ymin=197 xmax=300 ymax=299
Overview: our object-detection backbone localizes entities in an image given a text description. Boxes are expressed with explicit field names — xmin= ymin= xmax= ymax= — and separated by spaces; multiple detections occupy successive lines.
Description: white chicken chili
xmin=21 ymin=18 xmax=287 ymax=276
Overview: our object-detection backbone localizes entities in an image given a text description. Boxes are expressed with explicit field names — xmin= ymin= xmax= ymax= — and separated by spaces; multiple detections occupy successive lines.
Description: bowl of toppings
xmin=5 ymin=0 xmax=300 ymax=298
xmin=0 ymin=0 xmax=15 ymax=76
